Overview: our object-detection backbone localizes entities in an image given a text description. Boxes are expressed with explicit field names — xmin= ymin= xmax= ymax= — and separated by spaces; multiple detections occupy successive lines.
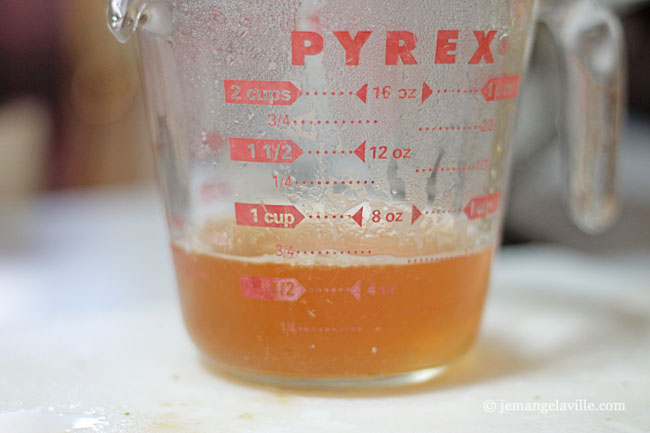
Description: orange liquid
xmin=172 ymin=224 xmax=493 ymax=378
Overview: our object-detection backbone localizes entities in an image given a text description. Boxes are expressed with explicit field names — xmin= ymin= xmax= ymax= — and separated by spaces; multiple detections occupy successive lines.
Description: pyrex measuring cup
xmin=108 ymin=0 xmax=624 ymax=387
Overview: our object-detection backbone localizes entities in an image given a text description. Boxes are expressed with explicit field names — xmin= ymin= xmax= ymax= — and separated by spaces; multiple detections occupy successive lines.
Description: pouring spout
xmin=107 ymin=0 xmax=149 ymax=43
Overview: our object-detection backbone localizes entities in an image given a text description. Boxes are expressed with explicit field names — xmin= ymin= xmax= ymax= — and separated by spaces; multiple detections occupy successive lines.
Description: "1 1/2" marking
xmin=230 ymin=138 xmax=303 ymax=163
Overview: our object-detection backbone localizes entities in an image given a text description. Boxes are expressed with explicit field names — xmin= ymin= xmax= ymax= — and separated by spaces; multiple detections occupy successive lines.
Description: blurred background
xmin=0 ymin=3 xmax=648 ymax=428
xmin=0 ymin=0 xmax=648 ymax=251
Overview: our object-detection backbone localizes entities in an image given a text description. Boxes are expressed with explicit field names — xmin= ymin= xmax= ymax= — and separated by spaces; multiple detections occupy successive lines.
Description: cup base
xmin=203 ymin=359 xmax=450 ymax=390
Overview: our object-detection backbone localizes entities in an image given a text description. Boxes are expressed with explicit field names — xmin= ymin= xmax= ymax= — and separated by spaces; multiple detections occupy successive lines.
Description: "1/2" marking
xmin=242 ymin=277 xmax=396 ymax=304
xmin=241 ymin=276 xmax=305 ymax=301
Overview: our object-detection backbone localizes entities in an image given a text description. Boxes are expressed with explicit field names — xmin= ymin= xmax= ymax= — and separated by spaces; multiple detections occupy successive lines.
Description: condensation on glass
xmin=108 ymin=0 xmax=624 ymax=388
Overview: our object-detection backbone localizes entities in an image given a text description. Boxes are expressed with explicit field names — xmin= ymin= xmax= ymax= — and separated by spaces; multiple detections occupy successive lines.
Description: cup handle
xmin=539 ymin=0 xmax=625 ymax=234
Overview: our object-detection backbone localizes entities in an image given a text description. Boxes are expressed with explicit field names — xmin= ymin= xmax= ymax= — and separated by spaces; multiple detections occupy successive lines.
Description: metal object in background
xmin=509 ymin=2 xmax=650 ymax=249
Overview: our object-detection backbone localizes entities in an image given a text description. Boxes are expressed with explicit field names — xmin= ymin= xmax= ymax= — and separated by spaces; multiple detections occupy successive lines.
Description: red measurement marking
xmin=224 ymin=80 xmax=302 ymax=105
xmin=410 ymin=195 xmax=499 ymax=223
xmin=356 ymin=83 xmax=368 ymax=103
xmin=370 ymin=209 xmax=404 ymax=224
xmin=373 ymin=85 xmax=418 ymax=100
xmin=411 ymin=205 xmax=422 ymax=225
xmin=464 ymin=192 xmax=500 ymax=220
xmin=351 ymin=207 xmax=364 ymax=227
xmin=229 ymin=137 xmax=303 ymax=163
xmin=235 ymin=203 xmax=305 ymax=229
xmin=304 ymin=90 xmax=356 ymax=96
xmin=417 ymin=119 xmax=493 ymax=133
xmin=308 ymin=280 xmax=361 ymax=301
xmin=481 ymin=75 xmax=520 ymax=101
xmin=431 ymin=88 xmax=479 ymax=94
xmin=422 ymin=82 xmax=433 ymax=103
xmin=281 ymin=322 xmax=363 ymax=335
xmin=308 ymin=214 xmax=353 ymax=222
xmin=241 ymin=276 xmax=305 ymax=301
xmin=407 ymin=252 xmax=473 ymax=265
xmin=288 ymin=118 xmax=378 ymax=126
xmin=307 ymin=141 xmax=366 ymax=163
xmin=369 ymin=145 xmax=411 ymax=160
xmin=354 ymin=141 xmax=366 ymax=162
xmin=415 ymin=159 xmax=489 ymax=173
xmin=368 ymin=82 xmax=483 ymax=103
xmin=294 ymin=250 xmax=372 ymax=256
xmin=424 ymin=209 xmax=462 ymax=215
xmin=274 ymin=175 xmax=376 ymax=188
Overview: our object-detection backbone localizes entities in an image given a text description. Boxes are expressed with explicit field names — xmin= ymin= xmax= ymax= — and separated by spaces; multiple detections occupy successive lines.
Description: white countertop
xmin=1 ymin=187 xmax=649 ymax=432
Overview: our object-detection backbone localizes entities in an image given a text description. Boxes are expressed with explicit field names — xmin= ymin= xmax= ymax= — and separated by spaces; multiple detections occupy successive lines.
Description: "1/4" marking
xmin=241 ymin=276 xmax=305 ymax=301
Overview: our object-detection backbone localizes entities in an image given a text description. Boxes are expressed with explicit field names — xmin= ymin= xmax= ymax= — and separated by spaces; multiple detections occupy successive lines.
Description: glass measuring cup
xmin=108 ymin=0 xmax=624 ymax=387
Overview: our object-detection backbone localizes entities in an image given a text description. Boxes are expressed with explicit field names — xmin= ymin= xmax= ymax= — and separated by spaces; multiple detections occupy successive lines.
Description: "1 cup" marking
xmin=235 ymin=203 xmax=305 ymax=229
xmin=233 ymin=194 xmax=498 ymax=230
